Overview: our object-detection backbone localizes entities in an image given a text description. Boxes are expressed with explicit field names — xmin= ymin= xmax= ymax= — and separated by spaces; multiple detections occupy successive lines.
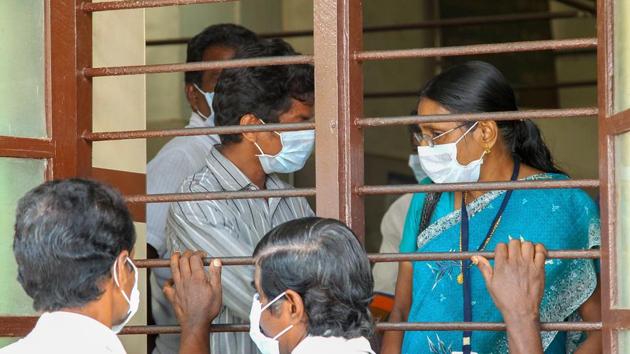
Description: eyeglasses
xmin=412 ymin=123 xmax=470 ymax=148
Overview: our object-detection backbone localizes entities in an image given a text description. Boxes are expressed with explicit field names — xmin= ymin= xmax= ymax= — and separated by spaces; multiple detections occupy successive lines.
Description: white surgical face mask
xmin=417 ymin=122 xmax=485 ymax=184
xmin=193 ymin=84 xmax=215 ymax=126
xmin=408 ymin=153 xmax=428 ymax=183
xmin=111 ymin=257 xmax=140 ymax=334
xmin=253 ymin=121 xmax=315 ymax=174
xmin=249 ymin=292 xmax=294 ymax=354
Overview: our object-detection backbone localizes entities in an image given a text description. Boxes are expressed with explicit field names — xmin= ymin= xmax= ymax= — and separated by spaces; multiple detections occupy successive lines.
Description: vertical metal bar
xmin=597 ymin=0 xmax=617 ymax=351
xmin=313 ymin=0 xmax=365 ymax=241
xmin=49 ymin=0 xmax=93 ymax=179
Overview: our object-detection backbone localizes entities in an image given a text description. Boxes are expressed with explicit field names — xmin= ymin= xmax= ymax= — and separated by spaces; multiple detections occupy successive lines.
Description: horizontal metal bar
xmin=85 ymin=108 xmax=596 ymax=142
xmin=83 ymin=55 xmax=313 ymax=78
xmin=133 ymin=249 xmax=599 ymax=268
xmin=358 ymin=107 xmax=597 ymax=127
xmin=83 ymin=122 xmax=315 ymax=141
xmin=125 ymin=188 xmax=316 ymax=204
xmin=146 ymin=11 xmax=582 ymax=46
xmin=120 ymin=321 xmax=602 ymax=335
xmin=355 ymin=38 xmax=597 ymax=62
xmin=81 ymin=0 xmax=235 ymax=12
xmin=357 ymin=179 xmax=599 ymax=196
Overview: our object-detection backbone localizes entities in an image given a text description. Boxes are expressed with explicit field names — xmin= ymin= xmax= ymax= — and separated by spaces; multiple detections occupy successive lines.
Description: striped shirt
xmin=151 ymin=147 xmax=314 ymax=354
xmin=146 ymin=112 xmax=220 ymax=256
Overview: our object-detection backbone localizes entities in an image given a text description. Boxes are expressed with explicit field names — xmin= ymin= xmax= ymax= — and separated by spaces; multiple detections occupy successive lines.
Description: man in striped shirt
xmin=152 ymin=39 xmax=315 ymax=354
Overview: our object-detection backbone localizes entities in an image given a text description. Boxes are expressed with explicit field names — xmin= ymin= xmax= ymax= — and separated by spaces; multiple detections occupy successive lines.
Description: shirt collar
xmin=292 ymin=336 xmax=374 ymax=354
xmin=186 ymin=111 xmax=207 ymax=128
xmin=206 ymin=148 xmax=286 ymax=192
xmin=34 ymin=311 xmax=126 ymax=353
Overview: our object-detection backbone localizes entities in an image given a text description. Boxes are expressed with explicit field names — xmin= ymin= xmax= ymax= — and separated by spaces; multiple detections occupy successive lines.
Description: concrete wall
xmin=93 ymin=5 xmax=147 ymax=354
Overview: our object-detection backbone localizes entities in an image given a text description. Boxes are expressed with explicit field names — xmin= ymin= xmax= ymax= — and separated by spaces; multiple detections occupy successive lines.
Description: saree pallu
xmin=399 ymin=173 xmax=600 ymax=354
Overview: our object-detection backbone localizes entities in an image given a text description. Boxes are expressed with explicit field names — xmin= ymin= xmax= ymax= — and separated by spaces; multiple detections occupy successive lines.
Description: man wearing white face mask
xmin=147 ymin=24 xmax=258 ymax=260
xmin=156 ymin=38 xmax=315 ymax=354
xmin=1 ymin=179 xmax=224 ymax=354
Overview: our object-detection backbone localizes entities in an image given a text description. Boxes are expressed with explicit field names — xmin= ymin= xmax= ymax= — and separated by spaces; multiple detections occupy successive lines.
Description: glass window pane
xmin=619 ymin=331 xmax=630 ymax=353
xmin=0 ymin=158 xmax=45 ymax=317
xmin=616 ymin=132 xmax=630 ymax=307
xmin=0 ymin=1 xmax=46 ymax=137
xmin=614 ymin=0 xmax=630 ymax=113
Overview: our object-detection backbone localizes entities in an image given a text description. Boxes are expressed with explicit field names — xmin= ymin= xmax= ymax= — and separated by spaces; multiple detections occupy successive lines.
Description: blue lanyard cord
xmin=460 ymin=156 xmax=521 ymax=354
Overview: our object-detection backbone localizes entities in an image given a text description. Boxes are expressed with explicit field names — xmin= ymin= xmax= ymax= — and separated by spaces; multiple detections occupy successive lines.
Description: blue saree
xmin=400 ymin=173 xmax=600 ymax=354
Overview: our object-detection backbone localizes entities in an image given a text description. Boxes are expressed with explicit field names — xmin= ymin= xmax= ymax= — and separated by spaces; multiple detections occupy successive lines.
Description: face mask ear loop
xmin=192 ymin=84 xmax=210 ymax=120
xmin=112 ymin=258 xmax=131 ymax=304
xmin=272 ymin=324 xmax=294 ymax=340
xmin=454 ymin=122 xmax=480 ymax=145
xmin=261 ymin=291 xmax=287 ymax=312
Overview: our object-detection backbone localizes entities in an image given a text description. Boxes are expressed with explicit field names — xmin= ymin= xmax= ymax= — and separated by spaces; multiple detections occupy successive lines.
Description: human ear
xmin=478 ymin=121 xmax=499 ymax=152
xmin=284 ymin=290 xmax=306 ymax=324
xmin=241 ymin=114 xmax=263 ymax=143
xmin=185 ymin=83 xmax=199 ymax=109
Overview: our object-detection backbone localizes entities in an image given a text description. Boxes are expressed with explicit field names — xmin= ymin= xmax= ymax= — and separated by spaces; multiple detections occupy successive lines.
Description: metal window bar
xmin=131 ymin=250 xmax=601 ymax=268
xmin=81 ymin=0 xmax=236 ymax=12
xmin=117 ymin=321 xmax=603 ymax=336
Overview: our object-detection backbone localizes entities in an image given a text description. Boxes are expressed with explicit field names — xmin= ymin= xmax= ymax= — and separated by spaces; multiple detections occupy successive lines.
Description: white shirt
xmin=0 ymin=311 xmax=125 ymax=354
xmin=146 ymin=112 xmax=220 ymax=256
xmin=372 ymin=193 xmax=413 ymax=295
xmin=292 ymin=336 xmax=375 ymax=354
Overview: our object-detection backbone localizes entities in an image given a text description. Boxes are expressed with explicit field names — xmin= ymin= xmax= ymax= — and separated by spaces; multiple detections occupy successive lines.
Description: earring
xmin=484 ymin=145 xmax=492 ymax=155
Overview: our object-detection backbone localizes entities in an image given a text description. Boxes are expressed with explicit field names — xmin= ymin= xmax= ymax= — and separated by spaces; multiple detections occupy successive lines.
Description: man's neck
xmin=218 ymin=143 xmax=267 ymax=189
xmin=61 ymin=300 xmax=114 ymax=329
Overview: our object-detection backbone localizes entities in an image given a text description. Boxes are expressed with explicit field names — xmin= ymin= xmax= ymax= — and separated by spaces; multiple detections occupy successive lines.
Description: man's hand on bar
xmin=473 ymin=240 xmax=546 ymax=354
xmin=163 ymin=250 xmax=223 ymax=354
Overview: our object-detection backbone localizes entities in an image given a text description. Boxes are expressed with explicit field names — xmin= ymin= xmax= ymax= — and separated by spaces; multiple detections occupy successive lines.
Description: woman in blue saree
xmin=380 ymin=61 xmax=601 ymax=354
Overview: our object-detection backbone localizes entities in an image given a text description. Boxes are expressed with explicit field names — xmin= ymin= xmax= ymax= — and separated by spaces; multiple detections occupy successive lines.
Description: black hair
xmin=253 ymin=217 xmax=374 ymax=339
xmin=13 ymin=179 xmax=136 ymax=312
xmin=419 ymin=60 xmax=562 ymax=174
xmin=185 ymin=24 xmax=258 ymax=86
xmin=213 ymin=38 xmax=314 ymax=145
xmin=417 ymin=61 xmax=563 ymax=233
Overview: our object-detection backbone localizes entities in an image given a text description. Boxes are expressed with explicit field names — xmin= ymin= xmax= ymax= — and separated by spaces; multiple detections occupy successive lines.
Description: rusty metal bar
xmin=81 ymin=0 xmax=235 ymax=12
xmin=83 ymin=55 xmax=313 ymax=78
xmin=359 ymin=107 xmax=597 ymax=128
xmin=145 ymin=11 xmax=583 ymax=46
xmin=125 ymin=188 xmax=316 ymax=204
xmin=119 ymin=321 xmax=602 ymax=335
xmin=357 ymin=179 xmax=599 ymax=196
xmin=83 ymin=122 xmax=315 ymax=141
xmin=133 ymin=249 xmax=600 ymax=268
xmin=355 ymin=38 xmax=597 ymax=62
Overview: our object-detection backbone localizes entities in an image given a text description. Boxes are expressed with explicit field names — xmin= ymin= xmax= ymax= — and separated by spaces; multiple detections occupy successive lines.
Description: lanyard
xmin=460 ymin=156 xmax=520 ymax=354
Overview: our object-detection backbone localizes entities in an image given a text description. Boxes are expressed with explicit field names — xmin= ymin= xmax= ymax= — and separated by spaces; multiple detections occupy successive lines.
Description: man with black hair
xmin=1 ymin=179 xmax=221 ymax=354
xmin=147 ymin=24 xmax=258 ymax=259
xmin=152 ymin=38 xmax=315 ymax=354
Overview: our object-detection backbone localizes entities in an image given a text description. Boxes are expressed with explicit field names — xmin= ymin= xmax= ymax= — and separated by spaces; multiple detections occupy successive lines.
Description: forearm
xmin=179 ymin=325 xmax=210 ymax=354
xmin=504 ymin=314 xmax=543 ymax=354
xmin=380 ymin=307 xmax=406 ymax=354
